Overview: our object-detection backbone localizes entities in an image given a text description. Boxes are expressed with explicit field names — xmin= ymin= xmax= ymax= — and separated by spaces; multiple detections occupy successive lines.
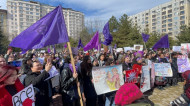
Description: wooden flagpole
xmin=67 ymin=42 xmax=83 ymax=106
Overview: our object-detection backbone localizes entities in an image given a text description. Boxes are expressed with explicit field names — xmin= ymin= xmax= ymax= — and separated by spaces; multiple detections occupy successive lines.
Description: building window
xmin=162 ymin=29 xmax=166 ymax=32
xmin=168 ymin=19 xmax=172 ymax=22
xmin=30 ymin=12 xmax=33 ymax=14
xmin=180 ymin=21 xmax=185 ymax=25
xmin=162 ymin=24 xmax=166 ymax=28
xmin=180 ymin=11 xmax=185 ymax=15
xmin=180 ymin=1 xmax=184 ymax=5
xmin=168 ymin=28 xmax=172 ymax=31
xmin=180 ymin=16 xmax=185 ymax=20
xmin=168 ymin=23 xmax=172 ymax=27
xmin=36 ymin=13 xmax=39 ymax=15
xmin=162 ymin=11 xmax=166 ymax=15
xmin=174 ymin=17 xmax=178 ymax=20
xmin=168 ymin=14 xmax=172 ymax=18
xmin=180 ymin=6 xmax=184 ymax=10
xmin=168 ymin=5 xmax=172 ymax=8
xmin=162 ymin=20 xmax=166 ymax=24
xmin=168 ymin=10 xmax=172 ymax=13
xmin=19 ymin=6 xmax=23 ymax=10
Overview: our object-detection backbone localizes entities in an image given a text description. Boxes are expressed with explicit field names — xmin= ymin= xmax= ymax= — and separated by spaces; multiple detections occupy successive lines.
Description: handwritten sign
xmin=92 ymin=65 xmax=124 ymax=95
xmin=12 ymin=84 xmax=35 ymax=106
xmin=181 ymin=43 xmax=190 ymax=54
xmin=177 ymin=58 xmax=190 ymax=73
xmin=116 ymin=48 xmax=123 ymax=52
xmin=140 ymin=66 xmax=151 ymax=93
xmin=154 ymin=63 xmax=173 ymax=77
xmin=172 ymin=46 xmax=181 ymax=52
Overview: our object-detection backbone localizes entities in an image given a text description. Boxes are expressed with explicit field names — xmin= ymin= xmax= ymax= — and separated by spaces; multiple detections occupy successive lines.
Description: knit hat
xmin=115 ymin=83 xmax=143 ymax=105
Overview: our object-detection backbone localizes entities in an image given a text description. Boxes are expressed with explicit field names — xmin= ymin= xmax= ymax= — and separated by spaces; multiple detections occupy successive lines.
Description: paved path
xmin=149 ymin=82 xmax=184 ymax=106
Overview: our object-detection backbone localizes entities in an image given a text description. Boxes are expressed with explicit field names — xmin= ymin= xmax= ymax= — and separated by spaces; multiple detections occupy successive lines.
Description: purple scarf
xmin=69 ymin=63 xmax=78 ymax=73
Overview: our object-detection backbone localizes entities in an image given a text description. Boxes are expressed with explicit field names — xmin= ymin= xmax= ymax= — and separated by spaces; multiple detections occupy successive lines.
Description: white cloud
xmin=0 ymin=0 xmax=7 ymax=9
xmin=53 ymin=0 xmax=170 ymax=21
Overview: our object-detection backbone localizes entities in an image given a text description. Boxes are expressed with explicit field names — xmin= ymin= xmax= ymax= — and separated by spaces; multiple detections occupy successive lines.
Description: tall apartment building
xmin=7 ymin=0 xmax=84 ymax=40
xmin=0 ymin=9 xmax=7 ymax=35
xmin=129 ymin=0 xmax=190 ymax=38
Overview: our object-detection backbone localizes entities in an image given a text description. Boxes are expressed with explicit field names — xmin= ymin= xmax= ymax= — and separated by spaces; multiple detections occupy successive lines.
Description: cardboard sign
xmin=125 ymin=69 xmax=138 ymax=83
xmin=172 ymin=46 xmax=181 ymax=52
xmin=12 ymin=84 xmax=35 ymax=106
xmin=140 ymin=66 xmax=151 ymax=93
xmin=134 ymin=44 xmax=143 ymax=51
xmin=92 ymin=65 xmax=124 ymax=95
xmin=154 ymin=63 xmax=173 ymax=77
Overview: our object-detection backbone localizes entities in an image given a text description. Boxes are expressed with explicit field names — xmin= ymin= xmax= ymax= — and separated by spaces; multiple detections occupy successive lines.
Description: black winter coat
xmin=24 ymin=71 xmax=51 ymax=106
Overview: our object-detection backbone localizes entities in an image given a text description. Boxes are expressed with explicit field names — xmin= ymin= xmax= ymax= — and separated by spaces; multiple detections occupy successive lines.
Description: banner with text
xmin=154 ymin=63 xmax=173 ymax=77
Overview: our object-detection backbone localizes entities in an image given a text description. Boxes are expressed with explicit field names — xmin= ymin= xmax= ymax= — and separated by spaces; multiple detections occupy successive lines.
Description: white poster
xmin=123 ymin=47 xmax=132 ymax=52
xmin=172 ymin=46 xmax=181 ymax=52
xmin=116 ymin=48 xmax=123 ymax=52
xmin=134 ymin=44 xmax=143 ymax=51
xmin=154 ymin=63 xmax=173 ymax=77
xmin=140 ymin=66 xmax=151 ymax=93
xmin=92 ymin=65 xmax=124 ymax=95
xmin=12 ymin=84 xmax=35 ymax=106
xmin=181 ymin=43 xmax=190 ymax=54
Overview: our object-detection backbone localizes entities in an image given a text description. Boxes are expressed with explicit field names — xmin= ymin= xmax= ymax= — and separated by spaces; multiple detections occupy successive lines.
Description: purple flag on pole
xmin=102 ymin=22 xmax=113 ymax=46
xmin=142 ymin=33 xmax=150 ymax=42
xmin=83 ymin=31 xmax=99 ymax=51
xmin=152 ymin=34 xmax=169 ymax=49
xmin=77 ymin=38 xmax=84 ymax=48
xmin=9 ymin=6 xmax=69 ymax=53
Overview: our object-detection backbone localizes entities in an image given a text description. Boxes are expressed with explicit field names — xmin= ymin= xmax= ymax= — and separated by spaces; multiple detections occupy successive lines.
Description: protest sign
xmin=116 ymin=48 xmax=123 ymax=52
xmin=134 ymin=44 xmax=143 ymax=51
xmin=12 ymin=84 xmax=35 ymax=106
xmin=92 ymin=65 xmax=124 ymax=95
xmin=124 ymin=47 xmax=132 ymax=52
xmin=172 ymin=46 xmax=181 ymax=52
xmin=177 ymin=58 xmax=190 ymax=73
xmin=181 ymin=43 xmax=190 ymax=54
xmin=8 ymin=61 xmax=22 ymax=67
xmin=140 ymin=66 xmax=151 ymax=93
xmin=154 ymin=63 xmax=173 ymax=77
xmin=125 ymin=69 xmax=138 ymax=83
xmin=151 ymin=63 xmax=155 ymax=88
xmin=38 ymin=57 xmax=44 ymax=64
xmin=41 ymin=66 xmax=59 ymax=81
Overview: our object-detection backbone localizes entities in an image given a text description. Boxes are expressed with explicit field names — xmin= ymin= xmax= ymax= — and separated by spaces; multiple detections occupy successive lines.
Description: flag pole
xmin=143 ymin=42 xmax=147 ymax=50
xmin=67 ymin=42 xmax=83 ymax=106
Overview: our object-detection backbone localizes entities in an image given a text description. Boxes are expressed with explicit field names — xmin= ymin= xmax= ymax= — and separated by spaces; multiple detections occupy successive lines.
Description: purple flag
xmin=64 ymin=43 xmax=67 ymax=48
xmin=102 ymin=22 xmax=113 ymax=46
xmin=83 ymin=31 xmax=99 ymax=51
xmin=9 ymin=6 xmax=69 ymax=53
xmin=142 ymin=33 xmax=150 ymax=42
xmin=134 ymin=51 xmax=144 ymax=57
xmin=152 ymin=34 xmax=169 ymax=49
xmin=77 ymin=38 xmax=84 ymax=48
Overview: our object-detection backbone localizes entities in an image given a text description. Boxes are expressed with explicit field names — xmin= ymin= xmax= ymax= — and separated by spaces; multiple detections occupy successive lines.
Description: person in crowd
xmin=170 ymin=52 xmax=178 ymax=86
xmin=122 ymin=55 xmax=132 ymax=81
xmin=24 ymin=61 xmax=53 ymax=106
xmin=60 ymin=56 xmax=82 ymax=106
xmin=20 ymin=57 xmax=32 ymax=75
xmin=81 ymin=56 xmax=97 ymax=106
xmin=98 ymin=53 xmax=105 ymax=67
xmin=155 ymin=53 xmax=168 ymax=90
xmin=0 ymin=65 xmax=33 ymax=105
xmin=0 ymin=57 xmax=6 ymax=67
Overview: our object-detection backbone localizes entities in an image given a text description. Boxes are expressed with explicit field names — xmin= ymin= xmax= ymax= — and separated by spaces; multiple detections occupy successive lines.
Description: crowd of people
xmin=0 ymin=47 xmax=190 ymax=106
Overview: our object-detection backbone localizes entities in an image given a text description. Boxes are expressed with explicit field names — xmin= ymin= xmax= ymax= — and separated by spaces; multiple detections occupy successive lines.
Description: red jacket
xmin=132 ymin=64 xmax=142 ymax=75
xmin=0 ymin=79 xmax=24 ymax=106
